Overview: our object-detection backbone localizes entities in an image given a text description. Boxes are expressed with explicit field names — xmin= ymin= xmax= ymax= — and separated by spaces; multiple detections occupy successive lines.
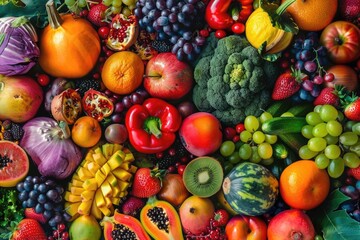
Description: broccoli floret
xmin=192 ymin=34 xmax=280 ymax=126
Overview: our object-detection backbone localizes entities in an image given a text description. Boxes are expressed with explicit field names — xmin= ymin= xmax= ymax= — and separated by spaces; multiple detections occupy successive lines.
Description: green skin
xmin=69 ymin=215 xmax=102 ymax=240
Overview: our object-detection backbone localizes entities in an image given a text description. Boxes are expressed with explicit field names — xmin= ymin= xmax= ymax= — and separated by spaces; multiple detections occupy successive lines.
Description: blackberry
xmin=151 ymin=40 xmax=172 ymax=53
xmin=75 ymin=78 xmax=101 ymax=96
xmin=158 ymin=154 xmax=176 ymax=170
xmin=9 ymin=123 xmax=24 ymax=141
xmin=2 ymin=131 xmax=13 ymax=141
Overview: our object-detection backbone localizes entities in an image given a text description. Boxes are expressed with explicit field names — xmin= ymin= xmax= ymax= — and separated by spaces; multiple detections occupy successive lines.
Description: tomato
xmin=235 ymin=123 xmax=245 ymax=134
xmin=215 ymin=29 xmax=227 ymax=39
xmin=225 ymin=215 xmax=267 ymax=240
xmin=320 ymin=21 xmax=360 ymax=64
xmin=231 ymin=23 xmax=245 ymax=35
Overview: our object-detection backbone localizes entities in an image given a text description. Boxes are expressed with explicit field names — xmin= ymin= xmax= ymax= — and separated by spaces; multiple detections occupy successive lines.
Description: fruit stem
xmin=275 ymin=0 xmax=296 ymax=16
xmin=144 ymin=117 xmax=162 ymax=138
xmin=45 ymin=0 xmax=63 ymax=29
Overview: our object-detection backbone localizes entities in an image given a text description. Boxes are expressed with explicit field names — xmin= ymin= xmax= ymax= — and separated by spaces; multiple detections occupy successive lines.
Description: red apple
xmin=267 ymin=209 xmax=316 ymax=240
xmin=320 ymin=21 xmax=360 ymax=64
xmin=143 ymin=52 xmax=194 ymax=100
xmin=225 ymin=215 xmax=267 ymax=240
xmin=179 ymin=195 xmax=215 ymax=235
xmin=179 ymin=112 xmax=223 ymax=156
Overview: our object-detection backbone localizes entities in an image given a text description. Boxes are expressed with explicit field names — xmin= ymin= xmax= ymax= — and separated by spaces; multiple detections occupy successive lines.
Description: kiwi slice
xmin=182 ymin=156 xmax=224 ymax=198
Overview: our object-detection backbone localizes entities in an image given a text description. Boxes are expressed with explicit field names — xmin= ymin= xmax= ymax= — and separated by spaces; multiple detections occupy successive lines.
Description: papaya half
xmin=140 ymin=196 xmax=184 ymax=240
xmin=101 ymin=210 xmax=151 ymax=240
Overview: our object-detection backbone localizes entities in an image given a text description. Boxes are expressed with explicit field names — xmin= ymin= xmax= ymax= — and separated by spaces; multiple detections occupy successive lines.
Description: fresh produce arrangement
xmin=1 ymin=0 xmax=360 ymax=239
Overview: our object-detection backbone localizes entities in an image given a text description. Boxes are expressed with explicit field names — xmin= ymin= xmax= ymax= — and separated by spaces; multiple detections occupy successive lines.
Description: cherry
xmin=214 ymin=29 xmax=227 ymax=39
xmin=231 ymin=22 xmax=245 ymax=35
xmin=98 ymin=26 xmax=110 ymax=39
xmin=177 ymin=164 xmax=186 ymax=176
xmin=199 ymin=29 xmax=209 ymax=38
xmin=324 ymin=72 xmax=335 ymax=82
xmin=36 ymin=73 xmax=50 ymax=87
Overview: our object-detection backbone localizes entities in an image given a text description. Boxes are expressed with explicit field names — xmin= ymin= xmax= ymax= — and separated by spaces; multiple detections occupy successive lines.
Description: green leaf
xmin=309 ymin=189 xmax=360 ymax=240
xmin=0 ymin=0 xmax=11 ymax=5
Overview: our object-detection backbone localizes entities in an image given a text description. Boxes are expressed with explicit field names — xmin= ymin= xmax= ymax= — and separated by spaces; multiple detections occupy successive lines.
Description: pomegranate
xmin=106 ymin=14 xmax=139 ymax=51
xmin=51 ymin=88 xmax=82 ymax=125
xmin=0 ymin=75 xmax=43 ymax=123
xmin=82 ymin=89 xmax=114 ymax=121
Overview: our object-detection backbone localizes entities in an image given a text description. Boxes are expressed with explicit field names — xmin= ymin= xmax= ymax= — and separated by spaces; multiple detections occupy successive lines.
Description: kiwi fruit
xmin=182 ymin=156 xmax=224 ymax=198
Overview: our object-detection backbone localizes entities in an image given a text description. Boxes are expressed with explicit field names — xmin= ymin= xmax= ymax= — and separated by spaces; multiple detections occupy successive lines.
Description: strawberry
xmin=313 ymin=87 xmax=339 ymax=106
xmin=271 ymin=69 xmax=307 ymax=100
xmin=121 ymin=196 xmax=146 ymax=217
xmin=343 ymin=97 xmax=360 ymax=121
xmin=130 ymin=167 xmax=165 ymax=198
xmin=87 ymin=3 xmax=110 ymax=27
xmin=211 ymin=209 xmax=230 ymax=227
xmin=348 ymin=166 xmax=360 ymax=180
xmin=10 ymin=218 xmax=47 ymax=240
xmin=24 ymin=208 xmax=47 ymax=224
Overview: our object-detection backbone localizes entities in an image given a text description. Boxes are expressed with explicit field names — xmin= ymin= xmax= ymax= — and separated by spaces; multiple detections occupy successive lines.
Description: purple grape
xmin=313 ymin=75 xmax=324 ymax=85
xmin=148 ymin=9 xmax=161 ymax=20
xmin=46 ymin=189 xmax=59 ymax=201
xmin=38 ymin=183 xmax=48 ymax=193
xmin=183 ymin=31 xmax=192 ymax=41
xmin=171 ymin=22 xmax=180 ymax=31
xmin=145 ymin=0 xmax=155 ymax=9
xmin=53 ymin=214 xmax=63 ymax=224
xmin=161 ymin=9 xmax=171 ymax=16
xmin=300 ymin=50 xmax=313 ymax=61
xmin=156 ymin=0 xmax=166 ymax=10
xmin=35 ymin=203 xmax=44 ymax=213
xmin=111 ymin=113 xmax=123 ymax=123
xmin=187 ymin=0 xmax=199 ymax=3
xmin=295 ymin=60 xmax=304 ymax=70
xmin=170 ymin=35 xmax=179 ymax=44
xmin=152 ymin=21 xmax=162 ymax=31
xmin=141 ymin=6 xmax=151 ymax=15
xmin=310 ymin=86 xmax=321 ymax=97
xmin=134 ymin=8 xmax=143 ymax=18
xmin=163 ymin=25 xmax=172 ymax=35
xmin=182 ymin=3 xmax=194 ymax=14
xmin=136 ymin=89 xmax=150 ymax=99
xmin=194 ymin=35 xmax=205 ymax=46
xmin=18 ymin=191 xmax=28 ymax=202
xmin=304 ymin=61 xmax=317 ymax=73
xmin=177 ymin=38 xmax=186 ymax=47
xmin=130 ymin=92 xmax=143 ymax=105
xmin=43 ymin=210 xmax=52 ymax=220
xmin=170 ymin=6 xmax=179 ymax=13
xmin=177 ymin=12 xmax=186 ymax=24
xmin=302 ymin=38 xmax=314 ymax=50
xmin=45 ymin=179 xmax=56 ymax=187
xmin=166 ymin=0 xmax=175 ymax=8
xmin=168 ymin=12 xmax=177 ymax=23
xmin=302 ymin=79 xmax=314 ymax=91
xmin=172 ymin=43 xmax=180 ymax=54
xmin=44 ymin=202 xmax=54 ymax=210
xmin=23 ymin=181 xmax=33 ymax=191
xmin=29 ymin=190 xmax=39 ymax=199
xmin=16 ymin=182 xmax=24 ymax=192
xmin=27 ymin=198 xmax=36 ymax=208
xmin=37 ymin=194 xmax=47 ymax=204
xmin=122 ymin=96 xmax=132 ymax=108
xmin=32 ymin=176 xmax=41 ymax=184
xmin=183 ymin=42 xmax=193 ymax=54
xmin=176 ymin=48 xmax=185 ymax=61
xmin=114 ymin=102 xmax=125 ymax=113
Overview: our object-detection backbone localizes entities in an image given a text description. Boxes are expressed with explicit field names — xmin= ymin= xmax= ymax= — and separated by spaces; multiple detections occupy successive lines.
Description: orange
xmin=71 ymin=116 xmax=102 ymax=148
xmin=279 ymin=160 xmax=330 ymax=210
xmin=282 ymin=0 xmax=338 ymax=31
xmin=101 ymin=51 xmax=144 ymax=95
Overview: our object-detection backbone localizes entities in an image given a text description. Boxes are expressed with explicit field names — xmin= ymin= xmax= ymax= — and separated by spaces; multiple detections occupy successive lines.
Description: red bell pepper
xmin=125 ymin=98 xmax=182 ymax=154
xmin=205 ymin=0 xmax=254 ymax=30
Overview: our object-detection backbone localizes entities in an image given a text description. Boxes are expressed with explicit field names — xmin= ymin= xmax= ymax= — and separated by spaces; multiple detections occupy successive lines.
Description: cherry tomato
xmin=98 ymin=26 xmax=110 ymax=39
xmin=36 ymin=73 xmax=50 ymax=87
xmin=199 ymin=29 xmax=210 ymax=38
xmin=224 ymin=127 xmax=237 ymax=140
xmin=235 ymin=123 xmax=245 ymax=134
xmin=177 ymin=164 xmax=186 ymax=176
xmin=215 ymin=29 xmax=227 ymax=39
xmin=231 ymin=23 xmax=245 ymax=35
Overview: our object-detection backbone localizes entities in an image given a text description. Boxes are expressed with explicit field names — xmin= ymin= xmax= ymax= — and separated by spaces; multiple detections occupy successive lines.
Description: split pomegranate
xmin=82 ymin=89 xmax=114 ymax=121
xmin=51 ymin=88 xmax=82 ymax=125
xmin=106 ymin=14 xmax=139 ymax=51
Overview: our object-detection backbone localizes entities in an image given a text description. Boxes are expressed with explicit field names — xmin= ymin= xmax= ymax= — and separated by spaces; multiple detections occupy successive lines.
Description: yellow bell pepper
xmin=245 ymin=0 xmax=298 ymax=58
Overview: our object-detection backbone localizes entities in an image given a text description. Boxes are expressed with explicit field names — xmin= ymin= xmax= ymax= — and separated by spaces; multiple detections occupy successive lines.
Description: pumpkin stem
xmin=46 ymin=0 xmax=63 ymax=29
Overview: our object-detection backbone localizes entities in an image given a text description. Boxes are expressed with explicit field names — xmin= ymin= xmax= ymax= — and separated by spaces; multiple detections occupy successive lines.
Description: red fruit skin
xmin=271 ymin=72 xmax=301 ymax=100
xmin=344 ymin=98 xmax=360 ymax=121
xmin=121 ymin=196 xmax=146 ymax=217
xmin=313 ymin=87 xmax=339 ymax=106
xmin=12 ymin=219 xmax=47 ymax=240
xmin=130 ymin=168 xmax=162 ymax=198
xmin=24 ymin=208 xmax=47 ymax=224
xmin=213 ymin=209 xmax=230 ymax=227
xmin=338 ymin=0 xmax=360 ymax=25
xmin=348 ymin=166 xmax=360 ymax=180
xmin=225 ymin=215 xmax=267 ymax=240
xmin=87 ymin=3 xmax=109 ymax=27
xmin=267 ymin=209 xmax=315 ymax=240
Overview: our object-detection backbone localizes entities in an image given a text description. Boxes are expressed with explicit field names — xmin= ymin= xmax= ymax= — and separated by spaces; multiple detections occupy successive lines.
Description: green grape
xmin=343 ymin=152 xmax=360 ymax=168
xmin=240 ymin=130 xmax=252 ymax=143
xmin=261 ymin=157 xmax=274 ymax=166
xmin=257 ymin=142 xmax=273 ymax=159
xmin=259 ymin=111 xmax=272 ymax=124
xmin=339 ymin=131 xmax=359 ymax=146
xmin=112 ymin=0 xmax=123 ymax=8
xmin=299 ymin=145 xmax=319 ymax=159
xmin=301 ymin=125 xmax=314 ymax=139
xmin=122 ymin=6 xmax=132 ymax=15
xmin=220 ymin=141 xmax=236 ymax=157
xmin=327 ymin=158 xmax=345 ymax=178
xmin=249 ymin=146 xmax=262 ymax=163
xmin=103 ymin=0 xmax=113 ymax=6
xmin=253 ymin=131 xmax=265 ymax=144
xmin=313 ymin=105 xmax=322 ymax=113
xmin=326 ymin=120 xmax=343 ymax=137
xmin=312 ymin=122 xmax=328 ymax=138
xmin=228 ymin=151 xmax=241 ymax=165
xmin=319 ymin=104 xmax=338 ymax=122
xmin=280 ymin=112 xmax=294 ymax=117
xmin=344 ymin=120 xmax=356 ymax=131
xmin=111 ymin=5 xmax=122 ymax=14
xmin=324 ymin=144 xmax=341 ymax=159
xmin=244 ymin=115 xmax=259 ymax=132
xmin=351 ymin=122 xmax=360 ymax=135
xmin=306 ymin=112 xmax=323 ymax=126
xmin=315 ymin=153 xmax=330 ymax=169
xmin=239 ymin=143 xmax=252 ymax=160
xmin=235 ymin=141 xmax=244 ymax=150
xmin=265 ymin=134 xmax=277 ymax=144
xmin=65 ymin=0 xmax=76 ymax=6
xmin=122 ymin=0 xmax=135 ymax=6
xmin=315 ymin=235 xmax=324 ymax=240
xmin=78 ymin=0 xmax=87 ymax=8
xmin=308 ymin=137 xmax=327 ymax=152
xmin=324 ymin=134 xmax=339 ymax=145
xmin=349 ymin=141 xmax=360 ymax=156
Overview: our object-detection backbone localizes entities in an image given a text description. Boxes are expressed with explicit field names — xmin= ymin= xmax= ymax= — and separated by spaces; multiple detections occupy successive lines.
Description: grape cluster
xmin=64 ymin=0 xmax=89 ymax=14
xmin=134 ymin=0 xmax=207 ymax=62
xmin=218 ymin=113 xmax=279 ymax=173
xmin=299 ymin=105 xmax=360 ymax=178
xmin=48 ymin=223 xmax=69 ymax=240
xmin=103 ymin=0 xmax=137 ymax=16
xmin=102 ymin=88 xmax=150 ymax=124
xmin=339 ymin=174 xmax=360 ymax=222
xmin=288 ymin=32 xmax=333 ymax=102
xmin=16 ymin=176 xmax=71 ymax=228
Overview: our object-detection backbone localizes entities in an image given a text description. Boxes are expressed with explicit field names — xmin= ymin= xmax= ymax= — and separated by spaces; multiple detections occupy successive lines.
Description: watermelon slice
xmin=0 ymin=141 xmax=29 ymax=187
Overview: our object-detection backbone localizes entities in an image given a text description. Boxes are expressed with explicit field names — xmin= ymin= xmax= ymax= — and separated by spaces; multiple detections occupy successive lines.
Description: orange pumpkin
xmin=39 ymin=1 xmax=100 ymax=78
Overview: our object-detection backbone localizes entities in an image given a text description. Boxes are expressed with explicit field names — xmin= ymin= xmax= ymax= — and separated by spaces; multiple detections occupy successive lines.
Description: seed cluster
xmin=0 ymin=154 xmax=12 ymax=169
xmin=112 ymin=223 xmax=137 ymax=240
xmin=147 ymin=207 xmax=169 ymax=233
